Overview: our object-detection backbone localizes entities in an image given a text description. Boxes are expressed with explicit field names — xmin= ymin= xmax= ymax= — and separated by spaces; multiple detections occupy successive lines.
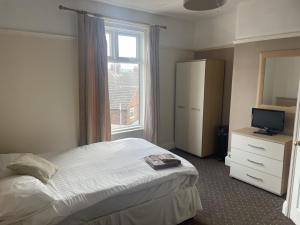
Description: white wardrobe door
xmin=175 ymin=63 xmax=188 ymax=108
xmin=187 ymin=108 xmax=203 ymax=156
xmin=175 ymin=107 xmax=188 ymax=150
xmin=175 ymin=63 xmax=188 ymax=151
xmin=187 ymin=61 xmax=206 ymax=109
xmin=187 ymin=61 xmax=206 ymax=156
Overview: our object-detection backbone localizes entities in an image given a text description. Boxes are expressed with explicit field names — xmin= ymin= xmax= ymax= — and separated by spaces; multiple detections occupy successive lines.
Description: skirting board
xmin=225 ymin=155 xmax=231 ymax=167
xmin=282 ymin=200 xmax=288 ymax=217
xmin=160 ymin=142 xmax=175 ymax=150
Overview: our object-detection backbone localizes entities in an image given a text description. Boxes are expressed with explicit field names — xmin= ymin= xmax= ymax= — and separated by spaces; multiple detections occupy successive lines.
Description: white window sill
xmin=111 ymin=127 xmax=144 ymax=141
xmin=112 ymin=126 xmax=144 ymax=135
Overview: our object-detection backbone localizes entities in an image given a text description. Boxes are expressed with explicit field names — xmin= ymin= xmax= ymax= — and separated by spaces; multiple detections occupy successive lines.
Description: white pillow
xmin=7 ymin=154 xmax=58 ymax=183
xmin=0 ymin=176 xmax=53 ymax=224
xmin=0 ymin=154 xmax=21 ymax=179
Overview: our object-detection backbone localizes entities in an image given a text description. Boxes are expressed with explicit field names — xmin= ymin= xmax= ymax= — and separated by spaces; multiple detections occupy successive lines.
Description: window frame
xmin=105 ymin=32 xmax=112 ymax=57
xmin=105 ymin=24 xmax=146 ymax=134
xmin=116 ymin=32 xmax=140 ymax=63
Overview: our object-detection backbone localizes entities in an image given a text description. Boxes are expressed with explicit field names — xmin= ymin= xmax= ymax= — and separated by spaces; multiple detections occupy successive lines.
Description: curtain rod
xmin=59 ymin=5 xmax=167 ymax=30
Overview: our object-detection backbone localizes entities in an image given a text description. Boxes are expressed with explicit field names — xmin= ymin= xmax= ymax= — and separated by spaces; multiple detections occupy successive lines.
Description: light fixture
xmin=183 ymin=0 xmax=227 ymax=11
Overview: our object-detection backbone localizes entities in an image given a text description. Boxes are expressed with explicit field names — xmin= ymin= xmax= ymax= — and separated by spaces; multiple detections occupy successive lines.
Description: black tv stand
xmin=254 ymin=128 xmax=278 ymax=136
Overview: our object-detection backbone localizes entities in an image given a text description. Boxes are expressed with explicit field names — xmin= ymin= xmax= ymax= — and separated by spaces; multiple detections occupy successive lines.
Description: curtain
xmin=144 ymin=25 xmax=160 ymax=144
xmin=78 ymin=14 xmax=111 ymax=145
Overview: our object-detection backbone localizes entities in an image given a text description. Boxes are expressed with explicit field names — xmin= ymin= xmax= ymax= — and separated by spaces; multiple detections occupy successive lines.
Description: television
xmin=251 ymin=108 xmax=285 ymax=135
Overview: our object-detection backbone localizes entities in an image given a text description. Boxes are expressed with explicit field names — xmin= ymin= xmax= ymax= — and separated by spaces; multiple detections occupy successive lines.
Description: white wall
xmin=193 ymin=0 xmax=300 ymax=49
xmin=0 ymin=0 xmax=196 ymax=50
xmin=193 ymin=11 xmax=236 ymax=50
xmin=236 ymin=0 xmax=300 ymax=41
xmin=4 ymin=0 xmax=300 ymax=54
xmin=0 ymin=0 xmax=195 ymax=152
xmin=0 ymin=30 xmax=79 ymax=153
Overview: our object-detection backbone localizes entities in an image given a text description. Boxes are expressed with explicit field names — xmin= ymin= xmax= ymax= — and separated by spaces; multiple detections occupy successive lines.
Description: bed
xmin=0 ymin=138 xmax=202 ymax=225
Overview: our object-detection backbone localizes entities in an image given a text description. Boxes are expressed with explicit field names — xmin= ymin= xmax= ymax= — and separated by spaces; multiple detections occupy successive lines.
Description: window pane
xmin=106 ymin=33 xmax=111 ymax=56
xmin=118 ymin=35 xmax=137 ymax=58
xmin=108 ymin=63 xmax=140 ymax=130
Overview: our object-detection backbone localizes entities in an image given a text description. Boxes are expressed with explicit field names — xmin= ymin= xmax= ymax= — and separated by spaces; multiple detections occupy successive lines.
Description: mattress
xmin=5 ymin=138 xmax=200 ymax=225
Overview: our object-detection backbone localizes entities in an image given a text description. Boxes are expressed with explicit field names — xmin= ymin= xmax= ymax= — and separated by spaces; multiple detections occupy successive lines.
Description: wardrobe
xmin=175 ymin=60 xmax=225 ymax=157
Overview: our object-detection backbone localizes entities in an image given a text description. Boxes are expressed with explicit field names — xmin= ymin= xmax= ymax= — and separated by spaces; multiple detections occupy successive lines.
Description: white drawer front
xmin=231 ymin=134 xmax=284 ymax=160
xmin=230 ymin=162 xmax=282 ymax=195
xmin=231 ymin=148 xmax=283 ymax=177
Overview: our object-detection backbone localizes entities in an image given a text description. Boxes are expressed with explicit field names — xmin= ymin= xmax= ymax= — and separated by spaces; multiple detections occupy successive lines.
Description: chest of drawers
xmin=229 ymin=128 xmax=293 ymax=196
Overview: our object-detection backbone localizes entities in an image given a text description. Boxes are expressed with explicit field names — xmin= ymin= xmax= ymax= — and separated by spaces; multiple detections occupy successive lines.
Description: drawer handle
xmin=191 ymin=107 xmax=200 ymax=111
xmin=247 ymin=159 xmax=264 ymax=167
xmin=248 ymin=144 xmax=265 ymax=151
xmin=177 ymin=105 xmax=185 ymax=109
xmin=246 ymin=173 xmax=263 ymax=182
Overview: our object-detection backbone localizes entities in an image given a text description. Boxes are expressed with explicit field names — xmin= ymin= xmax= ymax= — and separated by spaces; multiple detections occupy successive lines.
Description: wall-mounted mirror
xmin=257 ymin=50 xmax=300 ymax=112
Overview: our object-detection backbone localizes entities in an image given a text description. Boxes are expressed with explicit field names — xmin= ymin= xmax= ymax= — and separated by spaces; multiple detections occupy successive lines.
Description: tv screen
xmin=251 ymin=108 xmax=285 ymax=132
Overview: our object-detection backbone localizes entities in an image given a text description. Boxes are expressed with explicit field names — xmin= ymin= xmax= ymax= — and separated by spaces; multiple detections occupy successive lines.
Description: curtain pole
xmin=59 ymin=5 xmax=167 ymax=30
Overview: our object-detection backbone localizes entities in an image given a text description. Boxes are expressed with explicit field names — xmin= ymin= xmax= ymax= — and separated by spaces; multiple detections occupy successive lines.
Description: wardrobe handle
xmin=177 ymin=105 xmax=185 ymax=109
xmin=248 ymin=144 xmax=265 ymax=151
xmin=247 ymin=159 xmax=264 ymax=167
xmin=246 ymin=174 xmax=263 ymax=182
xmin=191 ymin=107 xmax=200 ymax=111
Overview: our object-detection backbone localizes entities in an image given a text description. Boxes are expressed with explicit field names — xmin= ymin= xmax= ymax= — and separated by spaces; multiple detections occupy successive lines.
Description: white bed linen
xmin=3 ymin=138 xmax=200 ymax=225
xmin=86 ymin=186 xmax=201 ymax=225
xmin=0 ymin=176 xmax=53 ymax=224
xmin=57 ymin=175 xmax=200 ymax=225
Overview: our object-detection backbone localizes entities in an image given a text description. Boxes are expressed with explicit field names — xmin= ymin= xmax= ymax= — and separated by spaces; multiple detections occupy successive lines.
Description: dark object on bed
xmin=144 ymin=154 xmax=181 ymax=170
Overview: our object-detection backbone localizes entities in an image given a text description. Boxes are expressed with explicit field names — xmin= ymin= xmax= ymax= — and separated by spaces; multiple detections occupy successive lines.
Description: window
xmin=105 ymin=25 xmax=146 ymax=133
xmin=105 ymin=33 xmax=111 ymax=56
xmin=118 ymin=35 xmax=137 ymax=58
xmin=129 ymin=107 xmax=135 ymax=120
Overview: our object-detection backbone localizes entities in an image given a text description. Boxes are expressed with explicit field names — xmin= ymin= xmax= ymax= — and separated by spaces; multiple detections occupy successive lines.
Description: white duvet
xmin=0 ymin=138 xmax=199 ymax=225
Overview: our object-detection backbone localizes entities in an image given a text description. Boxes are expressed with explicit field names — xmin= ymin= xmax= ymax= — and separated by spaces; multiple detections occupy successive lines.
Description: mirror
xmin=257 ymin=50 xmax=300 ymax=112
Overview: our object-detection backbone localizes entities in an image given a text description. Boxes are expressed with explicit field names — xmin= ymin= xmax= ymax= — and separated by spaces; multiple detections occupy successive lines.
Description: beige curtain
xmin=78 ymin=14 xmax=111 ymax=145
xmin=144 ymin=25 xmax=160 ymax=144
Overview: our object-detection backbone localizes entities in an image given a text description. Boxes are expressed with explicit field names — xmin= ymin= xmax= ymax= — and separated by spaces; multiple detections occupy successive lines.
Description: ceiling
xmin=92 ymin=0 xmax=247 ymax=20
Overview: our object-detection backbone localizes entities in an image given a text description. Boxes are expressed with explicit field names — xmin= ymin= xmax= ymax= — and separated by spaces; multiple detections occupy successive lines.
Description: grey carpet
xmin=171 ymin=149 xmax=295 ymax=225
